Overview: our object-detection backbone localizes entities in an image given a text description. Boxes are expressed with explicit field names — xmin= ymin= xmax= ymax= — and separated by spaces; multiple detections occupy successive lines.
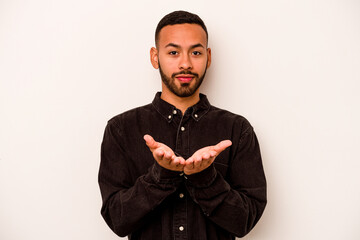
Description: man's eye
xmin=192 ymin=51 xmax=202 ymax=56
xmin=169 ymin=51 xmax=178 ymax=55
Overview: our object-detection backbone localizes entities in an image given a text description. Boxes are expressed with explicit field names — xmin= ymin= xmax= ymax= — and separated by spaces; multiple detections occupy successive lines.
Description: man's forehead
xmin=158 ymin=23 xmax=207 ymax=47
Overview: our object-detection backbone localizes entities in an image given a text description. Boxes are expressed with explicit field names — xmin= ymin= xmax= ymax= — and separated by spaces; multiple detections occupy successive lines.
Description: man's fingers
xmin=144 ymin=135 xmax=185 ymax=171
xmin=186 ymin=157 xmax=195 ymax=169
xmin=173 ymin=156 xmax=186 ymax=166
xmin=144 ymin=134 xmax=159 ymax=149
xmin=202 ymin=152 xmax=211 ymax=160
xmin=177 ymin=157 xmax=186 ymax=165
xmin=209 ymin=150 xmax=217 ymax=158
xmin=213 ymin=140 xmax=232 ymax=153
xmin=143 ymin=134 xmax=154 ymax=146
xmin=163 ymin=150 xmax=173 ymax=160
xmin=153 ymin=148 xmax=165 ymax=159
xmin=194 ymin=157 xmax=202 ymax=168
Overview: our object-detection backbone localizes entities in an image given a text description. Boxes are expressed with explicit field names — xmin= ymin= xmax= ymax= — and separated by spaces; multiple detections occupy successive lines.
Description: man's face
xmin=151 ymin=24 xmax=211 ymax=98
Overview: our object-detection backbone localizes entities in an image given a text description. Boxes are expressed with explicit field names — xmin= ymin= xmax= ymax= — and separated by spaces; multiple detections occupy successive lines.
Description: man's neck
xmin=160 ymin=89 xmax=200 ymax=115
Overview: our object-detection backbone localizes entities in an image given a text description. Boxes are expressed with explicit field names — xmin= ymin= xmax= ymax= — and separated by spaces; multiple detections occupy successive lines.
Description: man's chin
xmin=174 ymin=88 xmax=197 ymax=97
xmin=179 ymin=83 xmax=191 ymax=88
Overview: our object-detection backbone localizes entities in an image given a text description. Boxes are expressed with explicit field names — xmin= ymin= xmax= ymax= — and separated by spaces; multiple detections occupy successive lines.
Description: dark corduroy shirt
xmin=99 ymin=92 xmax=267 ymax=240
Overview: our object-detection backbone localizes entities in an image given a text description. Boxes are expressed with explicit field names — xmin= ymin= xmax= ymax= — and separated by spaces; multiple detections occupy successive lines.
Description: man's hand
xmin=184 ymin=140 xmax=232 ymax=175
xmin=144 ymin=134 xmax=186 ymax=172
xmin=144 ymin=135 xmax=232 ymax=175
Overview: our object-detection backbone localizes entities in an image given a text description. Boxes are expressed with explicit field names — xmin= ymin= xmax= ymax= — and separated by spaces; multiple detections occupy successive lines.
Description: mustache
xmin=171 ymin=70 xmax=199 ymax=78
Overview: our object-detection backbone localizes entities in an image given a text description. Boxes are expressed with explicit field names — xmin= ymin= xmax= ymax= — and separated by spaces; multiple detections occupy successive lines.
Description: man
xmin=99 ymin=10 xmax=267 ymax=240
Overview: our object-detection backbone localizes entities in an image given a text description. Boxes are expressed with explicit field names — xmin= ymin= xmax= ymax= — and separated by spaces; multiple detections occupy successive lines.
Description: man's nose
xmin=178 ymin=54 xmax=192 ymax=70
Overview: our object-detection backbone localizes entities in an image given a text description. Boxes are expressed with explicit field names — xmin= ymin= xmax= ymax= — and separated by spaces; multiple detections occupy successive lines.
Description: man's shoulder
xmin=107 ymin=103 xmax=153 ymax=126
xmin=209 ymin=105 xmax=248 ymax=121
xmin=208 ymin=105 xmax=253 ymax=131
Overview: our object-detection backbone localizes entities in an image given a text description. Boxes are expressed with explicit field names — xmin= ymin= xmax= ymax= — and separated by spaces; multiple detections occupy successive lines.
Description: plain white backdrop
xmin=1 ymin=0 xmax=360 ymax=239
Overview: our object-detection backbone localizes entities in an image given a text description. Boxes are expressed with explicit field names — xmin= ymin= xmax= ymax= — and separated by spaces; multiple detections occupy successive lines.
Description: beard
xmin=158 ymin=62 xmax=207 ymax=98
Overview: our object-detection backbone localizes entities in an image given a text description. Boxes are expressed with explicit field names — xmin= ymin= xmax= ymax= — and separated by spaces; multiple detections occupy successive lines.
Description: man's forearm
xmin=100 ymin=162 xmax=182 ymax=237
xmin=184 ymin=164 xmax=266 ymax=237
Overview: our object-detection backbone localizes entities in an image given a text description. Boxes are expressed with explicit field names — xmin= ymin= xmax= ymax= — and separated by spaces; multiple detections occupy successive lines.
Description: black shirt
xmin=99 ymin=92 xmax=267 ymax=240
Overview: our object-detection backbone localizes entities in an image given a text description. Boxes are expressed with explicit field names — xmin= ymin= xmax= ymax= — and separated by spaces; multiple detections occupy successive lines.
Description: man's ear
xmin=206 ymin=48 xmax=212 ymax=68
xmin=150 ymin=47 xmax=159 ymax=69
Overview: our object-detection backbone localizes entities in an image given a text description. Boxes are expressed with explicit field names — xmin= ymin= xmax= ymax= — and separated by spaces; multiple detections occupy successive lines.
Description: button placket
xmin=173 ymin=187 xmax=187 ymax=239
xmin=175 ymin=111 xmax=190 ymax=164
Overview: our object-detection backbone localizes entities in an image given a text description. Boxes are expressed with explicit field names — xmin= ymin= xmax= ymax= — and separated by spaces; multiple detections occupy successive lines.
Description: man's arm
xmin=184 ymin=123 xmax=267 ymax=238
xmin=98 ymin=121 xmax=183 ymax=237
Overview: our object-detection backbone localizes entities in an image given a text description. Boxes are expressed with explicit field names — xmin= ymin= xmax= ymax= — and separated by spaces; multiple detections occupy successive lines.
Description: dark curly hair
xmin=155 ymin=10 xmax=208 ymax=47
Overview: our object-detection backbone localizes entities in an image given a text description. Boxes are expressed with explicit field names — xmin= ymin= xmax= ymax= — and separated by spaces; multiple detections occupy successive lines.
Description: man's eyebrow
xmin=190 ymin=43 xmax=205 ymax=49
xmin=165 ymin=43 xmax=205 ymax=49
xmin=165 ymin=43 xmax=180 ymax=48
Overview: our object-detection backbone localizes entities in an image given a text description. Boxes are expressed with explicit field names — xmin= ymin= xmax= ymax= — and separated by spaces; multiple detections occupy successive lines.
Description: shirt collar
xmin=151 ymin=92 xmax=211 ymax=122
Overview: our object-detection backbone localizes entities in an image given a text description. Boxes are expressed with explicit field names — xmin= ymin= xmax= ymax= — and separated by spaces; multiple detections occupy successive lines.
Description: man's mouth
xmin=176 ymin=75 xmax=194 ymax=83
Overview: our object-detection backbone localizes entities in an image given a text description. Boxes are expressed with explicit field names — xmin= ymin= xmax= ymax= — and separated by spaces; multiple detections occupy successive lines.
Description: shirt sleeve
xmin=184 ymin=121 xmax=267 ymax=238
xmin=98 ymin=119 xmax=182 ymax=237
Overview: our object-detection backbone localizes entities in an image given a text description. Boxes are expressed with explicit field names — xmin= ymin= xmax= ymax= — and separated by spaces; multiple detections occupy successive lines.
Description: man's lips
xmin=176 ymin=75 xmax=194 ymax=83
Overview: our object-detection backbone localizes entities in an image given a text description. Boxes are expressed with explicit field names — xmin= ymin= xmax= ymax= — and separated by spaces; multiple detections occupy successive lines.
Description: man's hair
xmin=155 ymin=10 xmax=208 ymax=47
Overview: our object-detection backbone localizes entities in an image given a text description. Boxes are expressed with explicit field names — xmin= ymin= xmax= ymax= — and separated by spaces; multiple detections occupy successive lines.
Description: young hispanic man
xmin=99 ymin=10 xmax=267 ymax=240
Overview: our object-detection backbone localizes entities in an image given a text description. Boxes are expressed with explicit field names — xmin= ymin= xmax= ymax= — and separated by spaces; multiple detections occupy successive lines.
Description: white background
xmin=1 ymin=0 xmax=360 ymax=239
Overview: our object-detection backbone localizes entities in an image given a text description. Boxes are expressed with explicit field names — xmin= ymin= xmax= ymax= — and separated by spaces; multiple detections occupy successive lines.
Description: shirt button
xmin=194 ymin=114 xmax=198 ymax=118
xmin=173 ymin=110 xmax=177 ymax=114
xmin=179 ymin=193 xmax=184 ymax=199
xmin=181 ymin=126 xmax=185 ymax=131
xmin=179 ymin=226 xmax=184 ymax=231
xmin=168 ymin=115 xmax=172 ymax=119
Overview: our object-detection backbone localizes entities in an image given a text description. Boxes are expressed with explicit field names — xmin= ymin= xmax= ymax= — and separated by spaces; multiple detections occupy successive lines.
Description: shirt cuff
xmin=185 ymin=164 xmax=217 ymax=188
